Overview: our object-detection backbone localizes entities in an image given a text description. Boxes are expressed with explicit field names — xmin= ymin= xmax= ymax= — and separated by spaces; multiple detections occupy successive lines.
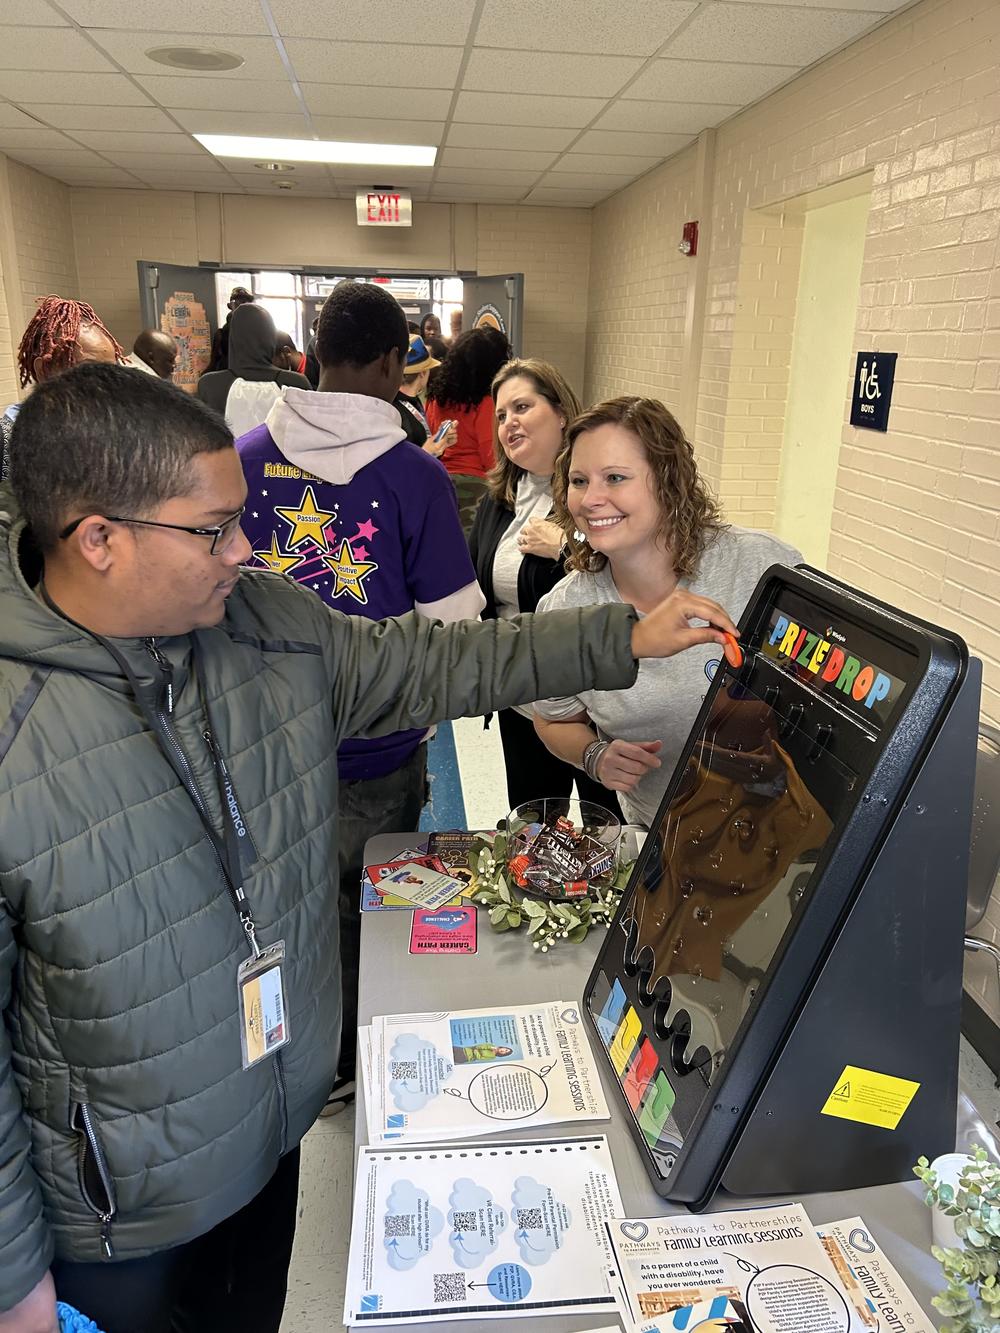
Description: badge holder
xmin=238 ymin=938 xmax=291 ymax=1070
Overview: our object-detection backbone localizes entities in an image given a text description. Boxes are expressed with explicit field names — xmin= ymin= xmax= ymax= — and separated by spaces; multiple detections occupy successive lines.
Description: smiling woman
xmin=533 ymin=397 xmax=803 ymax=829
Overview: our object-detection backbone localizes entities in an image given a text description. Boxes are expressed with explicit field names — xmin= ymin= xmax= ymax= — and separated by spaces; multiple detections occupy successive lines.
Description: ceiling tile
xmin=476 ymin=0 xmax=697 ymax=55
xmin=331 ymin=165 xmax=435 ymax=184
xmin=594 ymin=101 xmax=739 ymax=134
xmin=285 ymin=40 xmax=462 ymax=88
xmin=4 ymin=149 xmax=111 ymax=170
xmin=0 ymin=72 xmax=154 ymax=105
xmin=133 ymin=173 xmax=232 ymax=188
xmin=573 ymin=127 xmax=695 ymax=156
xmin=134 ymin=75 xmax=301 ymax=112
xmin=552 ymin=152 xmax=661 ymax=175
xmin=725 ymin=0 xmax=902 ymax=8
xmin=0 ymin=28 xmax=117 ymax=72
xmin=0 ymin=0 xmax=68 ymax=24
xmin=463 ymin=49 xmax=640 ymax=98
xmin=439 ymin=147 xmax=558 ymax=171
xmin=522 ymin=189 xmax=603 ymax=207
xmin=301 ymin=85 xmax=453 ymax=121
xmin=452 ymin=91 xmax=605 ymax=128
xmin=70 ymin=130 xmax=208 ymax=154
xmin=87 ymin=32 xmax=286 ymax=80
xmin=310 ymin=116 xmax=445 ymax=146
xmin=27 ymin=164 xmax=145 ymax=184
xmin=103 ymin=151 xmax=232 ymax=171
xmin=435 ymin=167 xmax=541 ymax=185
xmin=445 ymin=122 xmax=577 ymax=152
xmin=226 ymin=172 xmax=331 ymax=188
xmin=268 ymin=0 xmax=477 ymax=44
xmin=172 ymin=109 xmax=310 ymax=136
xmin=662 ymin=3 xmax=879 ymax=66
xmin=429 ymin=184 xmax=527 ymax=200
xmin=623 ymin=58 xmax=796 ymax=104
xmin=0 ymin=105 xmax=55 ymax=129
xmin=19 ymin=103 xmax=178 ymax=131
xmin=0 ymin=127 xmax=82 ymax=150
xmin=58 ymin=0 xmax=271 ymax=33
xmin=537 ymin=170 xmax=639 ymax=191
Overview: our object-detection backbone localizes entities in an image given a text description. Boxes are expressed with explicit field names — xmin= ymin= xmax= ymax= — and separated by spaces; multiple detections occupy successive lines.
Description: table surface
xmin=354 ymin=833 xmax=946 ymax=1333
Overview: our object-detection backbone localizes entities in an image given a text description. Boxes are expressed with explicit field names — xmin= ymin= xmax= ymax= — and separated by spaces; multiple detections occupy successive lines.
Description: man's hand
xmin=631 ymin=589 xmax=737 ymax=659
xmin=0 ymin=1273 xmax=58 ymax=1333
xmin=518 ymin=517 xmax=563 ymax=562
xmin=596 ymin=739 xmax=662 ymax=793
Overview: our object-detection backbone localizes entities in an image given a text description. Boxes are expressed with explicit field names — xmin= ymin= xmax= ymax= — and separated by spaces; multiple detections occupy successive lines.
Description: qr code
xmin=451 ymin=1210 xmax=477 ymax=1231
xmin=433 ymin=1273 xmax=467 ymax=1304
xmin=384 ymin=1214 xmax=414 ymax=1237
xmin=390 ymin=1061 xmax=418 ymax=1080
xmin=515 ymin=1207 xmax=543 ymax=1229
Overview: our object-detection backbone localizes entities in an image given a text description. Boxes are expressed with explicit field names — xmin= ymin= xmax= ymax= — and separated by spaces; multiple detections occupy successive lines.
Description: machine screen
xmin=588 ymin=672 xmax=860 ymax=1173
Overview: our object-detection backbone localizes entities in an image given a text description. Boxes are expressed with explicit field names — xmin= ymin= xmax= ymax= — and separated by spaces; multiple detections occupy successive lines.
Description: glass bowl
xmin=505 ymin=798 xmax=622 ymax=901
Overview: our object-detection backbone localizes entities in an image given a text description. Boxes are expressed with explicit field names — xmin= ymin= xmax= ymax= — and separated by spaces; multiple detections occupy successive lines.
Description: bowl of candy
xmin=505 ymin=799 xmax=621 ymax=901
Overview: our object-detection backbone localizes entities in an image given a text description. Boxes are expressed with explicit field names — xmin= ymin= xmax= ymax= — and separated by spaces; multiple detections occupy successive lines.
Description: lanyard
xmin=38 ymin=587 xmax=263 ymax=958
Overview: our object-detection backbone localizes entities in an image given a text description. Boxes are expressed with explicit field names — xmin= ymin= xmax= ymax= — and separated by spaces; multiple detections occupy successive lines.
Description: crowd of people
xmin=0 ymin=277 xmax=796 ymax=1333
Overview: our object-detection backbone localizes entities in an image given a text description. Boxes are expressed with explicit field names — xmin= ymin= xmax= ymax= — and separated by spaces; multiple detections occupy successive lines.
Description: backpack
xmin=225 ymin=379 xmax=283 ymax=438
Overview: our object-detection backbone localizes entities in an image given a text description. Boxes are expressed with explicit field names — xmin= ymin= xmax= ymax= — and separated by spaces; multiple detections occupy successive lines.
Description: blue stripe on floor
xmin=419 ymin=721 xmax=468 ymax=831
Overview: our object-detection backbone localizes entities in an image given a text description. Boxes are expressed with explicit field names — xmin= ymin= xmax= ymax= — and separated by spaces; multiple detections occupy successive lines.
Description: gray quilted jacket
xmin=0 ymin=508 xmax=638 ymax=1310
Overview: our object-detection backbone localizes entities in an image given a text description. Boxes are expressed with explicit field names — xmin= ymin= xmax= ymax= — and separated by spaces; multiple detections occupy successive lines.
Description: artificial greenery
xmin=914 ymin=1146 xmax=1000 ymax=1331
xmin=467 ymin=825 xmax=633 ymax=951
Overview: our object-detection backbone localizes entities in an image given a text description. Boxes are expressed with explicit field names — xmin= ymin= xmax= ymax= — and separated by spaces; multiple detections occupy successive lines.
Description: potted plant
xmin=914 ymin=1147 xmax=1000 ymax=1331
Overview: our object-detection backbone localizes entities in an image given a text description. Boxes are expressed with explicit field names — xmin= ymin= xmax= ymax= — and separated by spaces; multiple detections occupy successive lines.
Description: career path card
xmin=376 ymin=861 xmax=470 ymax=911
xmin=409 ymin=905 xmax=478 ymax=956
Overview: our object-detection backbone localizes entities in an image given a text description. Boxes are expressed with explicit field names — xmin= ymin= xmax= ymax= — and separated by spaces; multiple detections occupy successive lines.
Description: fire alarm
xmin=678 ymin=220 xmax=699 ymax=256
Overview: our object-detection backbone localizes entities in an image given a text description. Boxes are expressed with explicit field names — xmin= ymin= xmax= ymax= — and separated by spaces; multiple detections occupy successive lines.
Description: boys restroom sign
xmin=850 ymin=351 xmax=897 ymax=431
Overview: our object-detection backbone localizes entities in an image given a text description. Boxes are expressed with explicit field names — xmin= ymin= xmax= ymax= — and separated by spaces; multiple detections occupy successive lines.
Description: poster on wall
xmin=160 ymin=291 xmax=211 ymax=394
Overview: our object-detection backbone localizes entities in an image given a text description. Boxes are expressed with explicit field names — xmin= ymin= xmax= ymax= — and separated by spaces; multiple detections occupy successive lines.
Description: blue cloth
xmin=57 ymin=1302 xmax=105 ymax=1333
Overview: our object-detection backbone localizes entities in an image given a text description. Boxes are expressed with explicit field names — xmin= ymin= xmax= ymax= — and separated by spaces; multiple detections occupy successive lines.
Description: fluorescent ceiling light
xmin=194 ymin=134 xmax=436 ymax=167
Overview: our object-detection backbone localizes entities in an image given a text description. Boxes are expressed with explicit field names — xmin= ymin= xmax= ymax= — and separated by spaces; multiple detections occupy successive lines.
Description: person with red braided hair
xmin=1 ymin=295 xmax=124 ymax=484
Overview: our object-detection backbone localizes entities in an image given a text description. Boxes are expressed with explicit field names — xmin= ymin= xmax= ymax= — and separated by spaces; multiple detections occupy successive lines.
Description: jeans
xmin=337 ymin=743 xmax=428 ymax=1077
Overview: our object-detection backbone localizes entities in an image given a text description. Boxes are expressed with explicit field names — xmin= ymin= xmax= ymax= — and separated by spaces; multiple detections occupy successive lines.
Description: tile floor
xmin=281 ymin=714 xmax=1000 ymax=1330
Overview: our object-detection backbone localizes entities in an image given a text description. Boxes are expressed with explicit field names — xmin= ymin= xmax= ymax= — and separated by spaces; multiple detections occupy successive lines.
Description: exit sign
xmin=356 ymin=190 xmax=412 ymax=227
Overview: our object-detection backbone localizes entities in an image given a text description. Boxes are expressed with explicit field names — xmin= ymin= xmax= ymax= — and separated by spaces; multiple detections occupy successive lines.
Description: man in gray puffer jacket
xmin=0 ymin=364 xmax=736 ymax=1333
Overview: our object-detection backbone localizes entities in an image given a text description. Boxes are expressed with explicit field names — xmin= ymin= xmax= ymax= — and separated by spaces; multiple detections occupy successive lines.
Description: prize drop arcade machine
xmin=585 ymin=564 xmax=980 ymax=1210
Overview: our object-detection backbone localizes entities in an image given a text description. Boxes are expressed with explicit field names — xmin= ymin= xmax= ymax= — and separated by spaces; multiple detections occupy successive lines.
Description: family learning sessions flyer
xmin=363 ymin=1000 xmax=609 ymax=1145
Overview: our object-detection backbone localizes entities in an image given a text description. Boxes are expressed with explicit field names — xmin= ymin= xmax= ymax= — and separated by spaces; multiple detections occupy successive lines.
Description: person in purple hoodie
xmin=237 ymin=281 xmax=485 ymax=1114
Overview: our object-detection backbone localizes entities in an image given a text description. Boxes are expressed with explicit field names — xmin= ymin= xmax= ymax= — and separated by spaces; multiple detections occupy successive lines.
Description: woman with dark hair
xmin=468 ymin=357 xmax=621 ymax=816
xmin=425 ymin=326 xmax=511 ymax=532
xmin=534 ymin=396 xmax=801 ymax=828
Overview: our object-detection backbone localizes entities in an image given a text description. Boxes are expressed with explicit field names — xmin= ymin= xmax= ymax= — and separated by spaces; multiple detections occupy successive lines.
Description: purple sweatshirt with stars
xmin=237 ymin=389 xmax=485 ymax=781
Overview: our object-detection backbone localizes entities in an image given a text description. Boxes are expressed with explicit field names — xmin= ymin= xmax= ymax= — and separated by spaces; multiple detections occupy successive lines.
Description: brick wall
xmin=69 ymin=189 xmax=200 ymax=349
xmin=584 ymin=151 xmax=696 ymax=416
xmin=476 ymin=204 xmax=592 ymax=396
xmin=586 ymin=0 xmax=1000 ymax=1020
xmin=7 ymin=161 xmax=77 ymax=335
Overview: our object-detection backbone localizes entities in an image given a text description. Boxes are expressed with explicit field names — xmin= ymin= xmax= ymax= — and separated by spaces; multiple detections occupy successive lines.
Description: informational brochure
xmin=606 ymin=1202 xmax=932 ymax=1333
xmin=815 ymin=1217 xmax=935 ymax=1333
xmin=343 ymin=1135 xmax=623 ymax=1326
xmin=375 ymin=862 xmax=471 ymax=911
xmin=366 ymin=1000 xmax=609 ymax=1144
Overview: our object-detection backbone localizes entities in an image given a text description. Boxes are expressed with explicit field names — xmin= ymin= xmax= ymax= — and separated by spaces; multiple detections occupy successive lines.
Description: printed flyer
xmin=360 ymin=847 xmax=466 ymax=913
xmin=606 ymin=1202 xmax=931 ymax=1333
xmin=343 ymin=1135 xmax=623 ymax=1325
xmin=367 ymin=1000 xmax=609 ymax=1144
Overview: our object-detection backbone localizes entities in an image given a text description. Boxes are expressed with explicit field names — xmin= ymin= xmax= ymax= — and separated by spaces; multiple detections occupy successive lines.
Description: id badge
xmin=237 ymin=940 xmax=290 ymax=1070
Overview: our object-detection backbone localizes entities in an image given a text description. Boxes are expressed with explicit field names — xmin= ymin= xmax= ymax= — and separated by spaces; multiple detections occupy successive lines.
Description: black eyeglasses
xmin=58 ymin=507 xmax=246 ymax=556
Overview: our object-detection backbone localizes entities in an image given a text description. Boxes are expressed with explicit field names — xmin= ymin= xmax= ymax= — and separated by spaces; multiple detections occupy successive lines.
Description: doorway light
xmin=194 ymin=134 xmax=436 ymax=167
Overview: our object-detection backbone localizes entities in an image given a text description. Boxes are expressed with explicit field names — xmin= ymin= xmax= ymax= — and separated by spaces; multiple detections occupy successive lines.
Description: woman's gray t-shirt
xmin=534 ymin=526 xmax=802 ymax=828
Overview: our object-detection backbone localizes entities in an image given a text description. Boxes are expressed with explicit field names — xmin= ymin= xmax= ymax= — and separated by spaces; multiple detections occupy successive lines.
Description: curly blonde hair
xmin=487 ymin=358 xmax=582 ymax=507
xmin=553 ymin=396 xmax=727 ymax=578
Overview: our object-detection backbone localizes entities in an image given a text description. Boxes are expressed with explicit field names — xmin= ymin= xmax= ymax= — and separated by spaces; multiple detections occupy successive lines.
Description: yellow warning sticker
xmin=820 ymin=1064 xmax=920 ymax=1131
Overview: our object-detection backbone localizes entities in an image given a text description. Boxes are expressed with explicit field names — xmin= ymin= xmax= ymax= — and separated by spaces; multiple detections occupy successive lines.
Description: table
xmin=355 ymin=833 xmax=947 ymax=1332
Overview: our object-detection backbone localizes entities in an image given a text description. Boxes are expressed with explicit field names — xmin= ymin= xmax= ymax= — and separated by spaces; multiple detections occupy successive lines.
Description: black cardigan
xmin=468 ymin=492 xmax=567 ymax=621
